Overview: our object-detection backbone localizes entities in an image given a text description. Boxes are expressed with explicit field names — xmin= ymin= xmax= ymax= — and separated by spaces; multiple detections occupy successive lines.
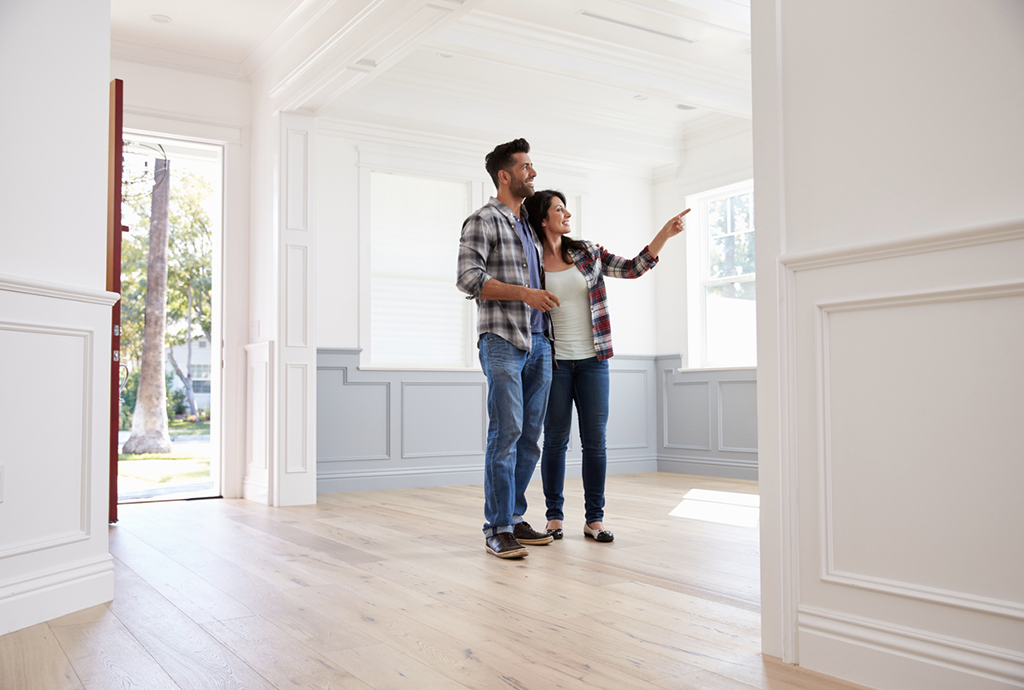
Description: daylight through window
xmin=686 ymin=180 xmax=756 ymax=368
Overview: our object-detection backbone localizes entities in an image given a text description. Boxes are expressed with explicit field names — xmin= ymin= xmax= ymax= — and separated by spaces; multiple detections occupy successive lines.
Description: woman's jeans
xmin=541 ymin=357 xmax=609 ymax=524
xmin=478 ymin=333 xmax=552 ymax=536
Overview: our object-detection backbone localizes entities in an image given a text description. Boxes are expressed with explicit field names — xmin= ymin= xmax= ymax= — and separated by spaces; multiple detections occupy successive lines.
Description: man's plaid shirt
xmin=457 ymin=197 xmax=551 ymax=353
xmin=564 ymin=241 xmax=659 ymax=361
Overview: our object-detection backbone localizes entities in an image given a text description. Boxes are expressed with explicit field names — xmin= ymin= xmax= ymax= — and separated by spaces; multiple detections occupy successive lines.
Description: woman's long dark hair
xmin=524 ymin=189 xmax=587 ymax=264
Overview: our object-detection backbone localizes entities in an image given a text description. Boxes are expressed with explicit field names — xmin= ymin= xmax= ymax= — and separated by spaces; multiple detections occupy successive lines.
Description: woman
xmin=524 ymin=190 xmax=688 ymax=543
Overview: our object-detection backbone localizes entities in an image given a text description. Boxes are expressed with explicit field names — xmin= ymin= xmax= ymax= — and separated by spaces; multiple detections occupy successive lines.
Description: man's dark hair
xmin=524 ymin=189 xmax=587 ymax=264
xmin=485 ymin=138 xmax=530 ymax=190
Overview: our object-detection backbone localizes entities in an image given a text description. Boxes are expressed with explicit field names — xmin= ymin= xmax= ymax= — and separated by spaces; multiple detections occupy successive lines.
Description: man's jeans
xmin=478 ymin=333 xmax=552 ymax=536
xmin=541 ymin=356 xmax=610 ymax=524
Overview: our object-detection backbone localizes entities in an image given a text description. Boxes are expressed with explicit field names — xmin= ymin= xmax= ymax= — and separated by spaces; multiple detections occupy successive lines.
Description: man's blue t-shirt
xmin=513 ymin=213 xmax=548 ymax=335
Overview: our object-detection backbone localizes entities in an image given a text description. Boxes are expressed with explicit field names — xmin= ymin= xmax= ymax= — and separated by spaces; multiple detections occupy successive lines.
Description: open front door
xmin=107 ymin=78 xmax=126 ymax=523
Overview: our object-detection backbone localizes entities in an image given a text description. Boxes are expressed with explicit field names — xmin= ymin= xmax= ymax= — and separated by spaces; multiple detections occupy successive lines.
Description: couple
xmin=456 ymin=138 xmax=689 ymax=559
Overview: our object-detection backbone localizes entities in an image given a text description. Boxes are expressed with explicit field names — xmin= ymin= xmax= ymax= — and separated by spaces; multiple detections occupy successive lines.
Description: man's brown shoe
xmin=513 ymin=521 xmax=554 ymax=545
xmin=486 ymin=532 xmax=528 ymax=558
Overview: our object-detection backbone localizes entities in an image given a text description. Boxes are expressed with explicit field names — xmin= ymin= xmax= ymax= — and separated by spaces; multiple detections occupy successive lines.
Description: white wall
xmin=313 ymin=122 xmax=660 ymax=357
xmin=754 ymin=1 xmax=1024 ymax=688
xmin=0 ymin=0 xmax=116 ymax=635
xmin=653 ymin=114 xmax=754 ymax=361
xmin=1 ymin=2 xmax=110 ymax=288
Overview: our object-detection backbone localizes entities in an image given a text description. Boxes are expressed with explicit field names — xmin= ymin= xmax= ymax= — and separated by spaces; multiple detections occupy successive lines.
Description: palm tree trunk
xmin=122 ymin=158 xmax=173 ymax=454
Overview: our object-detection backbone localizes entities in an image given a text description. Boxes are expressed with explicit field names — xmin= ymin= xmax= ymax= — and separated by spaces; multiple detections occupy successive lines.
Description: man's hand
xmin=525 ymin=288 xmax=560 ymax=312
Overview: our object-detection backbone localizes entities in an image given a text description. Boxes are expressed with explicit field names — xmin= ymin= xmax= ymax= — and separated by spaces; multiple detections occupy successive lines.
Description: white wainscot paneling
xmin=244 ymin=342 xmax=272 ymax=503
xmin=286 ymin=128 xmax=309 ymax=231
xmin=607 ymin=368 xmax=649 ymax=449
xmin=665 ymin=378 xmax=711 ymax=450
xmin=285 ymin=363 xmax=308 ymax=473
xmin=317 ymin=366 xmax=390 ymax=461
xmin=286 ymin=244 xmax=309 ymax=348
xmin=401 ymin=382 xmax=485 ymax=458
xmin=0 ymin=324 xmax=90 ymax=556
xmin=821 ymin=287 xmax=1024 ymax=613
xmin=719 ymin=379 xmax=757 ymax=453
xmin=784 ymin=226 xmax=1024 ymax=688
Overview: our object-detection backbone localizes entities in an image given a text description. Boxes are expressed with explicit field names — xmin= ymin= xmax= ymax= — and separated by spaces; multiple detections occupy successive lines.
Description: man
xmin=457 ymin=138 xmax=560 ymax=558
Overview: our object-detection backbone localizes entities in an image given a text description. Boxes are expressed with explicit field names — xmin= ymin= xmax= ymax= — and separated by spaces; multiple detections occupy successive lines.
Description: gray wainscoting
xmin=656 ymin=356 xmax=758 ymax=480
xmin=316 ymin=349 xmax=669 ymax=492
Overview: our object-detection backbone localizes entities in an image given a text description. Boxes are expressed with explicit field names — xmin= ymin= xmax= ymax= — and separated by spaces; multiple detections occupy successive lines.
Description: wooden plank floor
xmin=1 ymin=473 xmax=875 ymax=690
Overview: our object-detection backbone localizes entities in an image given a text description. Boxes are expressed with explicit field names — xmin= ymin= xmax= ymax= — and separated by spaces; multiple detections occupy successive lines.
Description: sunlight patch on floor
xmin=669 ymin=489 xmax=760 ymax=528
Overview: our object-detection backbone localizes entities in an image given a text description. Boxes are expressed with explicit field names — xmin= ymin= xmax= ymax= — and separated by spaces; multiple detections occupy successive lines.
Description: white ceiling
xmin=110 ymin=0 xmax=751 ymax=170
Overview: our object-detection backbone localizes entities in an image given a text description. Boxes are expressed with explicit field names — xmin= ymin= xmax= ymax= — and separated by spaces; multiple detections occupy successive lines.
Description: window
xmin=686 ymin=181 xmax=756 ymax=368
xmin=369 ymin=171 xmax=474 ymax=367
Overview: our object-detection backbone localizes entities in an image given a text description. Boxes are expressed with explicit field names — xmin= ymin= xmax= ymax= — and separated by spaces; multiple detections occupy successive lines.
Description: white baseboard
xmin=242 ymin=478 xmax=269 ymax=505
xmin=799 ymin=606 xmax=1024 ymax=690
xmin=315 ymin=456 xmax=660 ymax=493
xmin=0 ymin=554 xmax=114 ymax=636
xmin=317 ymin=464 xmax=485 ymax=493
xmin=658 ymin=455 xmax=758 ymax=480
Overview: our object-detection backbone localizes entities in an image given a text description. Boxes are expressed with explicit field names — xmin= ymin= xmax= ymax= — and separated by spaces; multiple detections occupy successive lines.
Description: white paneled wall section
xmin=316 ymin=350 xmax=668 ymax=493
xmin=656 ymin=358 xmax=758 ymax=480
xmin=0 ymin=279 xmax=118 ymax=635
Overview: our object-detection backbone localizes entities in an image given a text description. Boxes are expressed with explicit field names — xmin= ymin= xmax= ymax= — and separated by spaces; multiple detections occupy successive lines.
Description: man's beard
xmin=510 ymin=176 xmax=534 ymax=199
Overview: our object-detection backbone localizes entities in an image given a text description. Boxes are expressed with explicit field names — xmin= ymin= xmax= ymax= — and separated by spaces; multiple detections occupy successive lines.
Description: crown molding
xmin=369 ymin=66 xmax=684 ymax=140
xmin=110 ymin=39 xmax=249 ymax=81
xmin=316 ymin=116 xmax=657 ymax=179
xmin=263 ymin=0 xmax=482 ymax=114
xmin=426 ymin=10 xmax=751 ymax=117
xmin=683 ymin=112 xmax=752 ymax=145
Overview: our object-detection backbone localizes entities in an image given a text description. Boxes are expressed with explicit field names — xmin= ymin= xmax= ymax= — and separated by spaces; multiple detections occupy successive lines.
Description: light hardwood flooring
xmin=1 ymin=473 xmax=873 ymax=690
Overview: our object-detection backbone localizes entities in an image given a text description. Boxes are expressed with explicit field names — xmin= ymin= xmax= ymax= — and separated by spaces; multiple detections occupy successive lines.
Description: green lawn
xmin=118 ymin=455 xmax=210 ymax=483
xmin=167 ymin=419 xmax=210 ymax=435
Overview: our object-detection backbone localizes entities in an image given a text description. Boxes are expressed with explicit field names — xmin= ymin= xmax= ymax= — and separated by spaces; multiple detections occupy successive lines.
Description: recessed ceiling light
xmin=676 ymin=103 xmax=696 ymax=110
xmin=438 ymin=52 xmax=453 ymax=58
xmin=633 ymin=95 xmax=648 ymax=101
xmin=150 ymin=14 xmax=172 ymax=23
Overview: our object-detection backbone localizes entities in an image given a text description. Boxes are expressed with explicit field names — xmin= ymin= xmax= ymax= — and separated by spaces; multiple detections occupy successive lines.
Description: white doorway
xmin=117 ymin=133 xmax=224 ymax=504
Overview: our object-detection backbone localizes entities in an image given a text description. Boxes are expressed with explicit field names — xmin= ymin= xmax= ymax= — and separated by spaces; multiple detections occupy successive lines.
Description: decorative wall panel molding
xmin=285 ymin=363 xmax=308 ymax=473
xmin=244 ymin=342 xmax=272 ymax=503
xmin=780 ymin=224 xmax=1024 ymax=679
xmin=317 ymin=366 xmax=391 ymax=461
xmin=780 ymin=219 xmax=1024 ymax=273
xmin=607 ymin=368 xmax=649 ymax=449
xmin=0 ymin=275 xmax=117 ymax=305
xmin=286 ymin=245 xmax=309 ymax=348
xmin=0 ymin=277 xmax=117 ymax=636
xmin=718 ymin=379 xmax=757 ymax=453
xmin=286 ymin=129 xmax=309 ymax=231
xmin=817 ymin=283 xmax=1024 ymax=619
xmin=0 ymin=323 xmax=92 ymax=558
xmin=317 ymin=350 xmax=664 ymax=491
xmin=663 ymin=378 xmax=711 ymax=450
xmin=657 ymin=359 xmax=757 ymax=480
xmin=400 ymin=382 xmax=486 ymax=458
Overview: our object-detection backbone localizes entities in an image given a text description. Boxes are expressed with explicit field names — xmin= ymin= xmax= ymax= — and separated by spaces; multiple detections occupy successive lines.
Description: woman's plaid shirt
xmin=456 ymin=197 xmax=551 ymax=354
xmin=564 ymin=241 xmax=660 ymax=361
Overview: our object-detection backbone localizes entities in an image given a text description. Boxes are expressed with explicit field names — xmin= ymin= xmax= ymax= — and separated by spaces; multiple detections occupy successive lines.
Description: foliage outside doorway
xmin=117 ymin=135 xmax=222 ymax=503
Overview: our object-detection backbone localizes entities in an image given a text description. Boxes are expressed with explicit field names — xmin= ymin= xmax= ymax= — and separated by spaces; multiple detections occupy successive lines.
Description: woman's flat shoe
xmin=583 ymin=524 xmax=614 ymax=542
xmin=546 ymin=528 xmax=563 ymax=540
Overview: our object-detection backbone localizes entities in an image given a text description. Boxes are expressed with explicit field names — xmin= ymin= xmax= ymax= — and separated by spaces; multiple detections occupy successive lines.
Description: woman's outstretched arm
xmin=647 ymin=209 xmax=690 ymax=258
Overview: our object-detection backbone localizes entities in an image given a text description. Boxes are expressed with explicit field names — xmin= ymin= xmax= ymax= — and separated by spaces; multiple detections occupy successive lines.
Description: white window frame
xmin=357 ymin=146 xmax=488 ymax=370
xmin=685 ymin=179 xmax=756 ymax=369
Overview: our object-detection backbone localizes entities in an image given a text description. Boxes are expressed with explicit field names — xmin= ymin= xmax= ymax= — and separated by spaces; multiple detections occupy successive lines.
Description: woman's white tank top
xmin=545 ymin=266 xmax=597 ymax=360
